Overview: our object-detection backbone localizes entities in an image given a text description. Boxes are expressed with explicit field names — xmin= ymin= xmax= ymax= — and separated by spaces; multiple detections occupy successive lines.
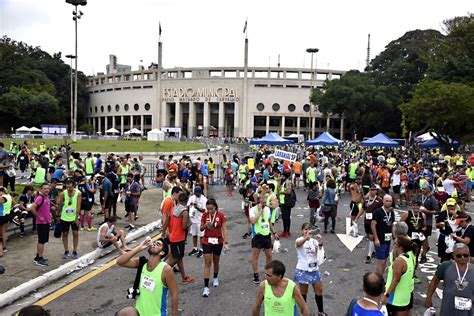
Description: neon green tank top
xmin=34 ymin=167 xmax=46 ymax=184
xmin=136 ymin=262 xmax=168 ymax=316
xmin=61 ymin=189 xmax=79 ymax=222
xmin=279 ymin=185 xmax=286 ymax=205
xmin=120 ymin=165 xmax=129 ymax=184
xmin=85 ymin=158 xmax=94 ymax=175
xmin=264 ymin=279 xmax=296 ymax=315
xmin=308 ymin=168 xmax=316 ymax=182
xmin=386 ymin=252 xmax=415 ymax=306
xmin=0 ymin=194 xmax=12 ymax=216
xmin=349 ymin=163 xmax=358 ymax=179
xmin=252 ymin=205 xmax=275 ymax=236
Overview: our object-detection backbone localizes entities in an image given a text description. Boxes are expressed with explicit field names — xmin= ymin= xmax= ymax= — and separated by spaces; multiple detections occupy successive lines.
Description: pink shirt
xmin=34 ymin=195 xmax=51 ymax=224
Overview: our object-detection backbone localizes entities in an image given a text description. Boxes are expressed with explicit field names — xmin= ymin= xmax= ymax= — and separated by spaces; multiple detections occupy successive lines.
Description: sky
xmin=1 ymin=0 xmax=472 ymax=76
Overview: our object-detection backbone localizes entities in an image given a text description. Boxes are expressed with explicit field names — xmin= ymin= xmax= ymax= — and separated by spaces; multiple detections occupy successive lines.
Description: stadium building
xmin=85 ymin=40 xmax=348 ymax=139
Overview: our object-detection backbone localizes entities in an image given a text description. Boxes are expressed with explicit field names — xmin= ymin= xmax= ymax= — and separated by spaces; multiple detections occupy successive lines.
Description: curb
xmin=0 ymin=220 xmax=162 ymax=309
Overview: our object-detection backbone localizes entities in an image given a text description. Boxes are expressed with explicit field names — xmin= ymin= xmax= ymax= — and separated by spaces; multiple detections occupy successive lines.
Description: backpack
xmin=285 ymin=187 xmax=297 ymax=208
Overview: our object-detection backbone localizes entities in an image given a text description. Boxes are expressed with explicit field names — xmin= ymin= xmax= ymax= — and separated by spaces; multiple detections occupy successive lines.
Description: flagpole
xmin=158 ymin=21 xmax=162 ymax=42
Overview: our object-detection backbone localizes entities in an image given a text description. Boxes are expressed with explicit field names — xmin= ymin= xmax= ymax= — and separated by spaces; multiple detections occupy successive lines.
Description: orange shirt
xmin=161 ymin=196 xmax=174 ymax=218
xmin=309 ymin=154 xmax=316 ymax=165
xmin=169 ymin=206 xmax=186 ymax=243
xmin=294 ymin=161 xmax=302 ymax=174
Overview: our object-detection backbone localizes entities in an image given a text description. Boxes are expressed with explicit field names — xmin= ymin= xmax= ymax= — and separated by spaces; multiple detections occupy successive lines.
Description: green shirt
xmin=386 ymin=252 xmax=415 ymax=307
xmin=264 ymin=279 xmax=296 ymax=315
xmin=136 ymin=261 xmax=168 ymax=316
xmin=61 ymin=189 xmax=79 ymax=222
xmin=251 ymin=205 xmax=276 ymax=236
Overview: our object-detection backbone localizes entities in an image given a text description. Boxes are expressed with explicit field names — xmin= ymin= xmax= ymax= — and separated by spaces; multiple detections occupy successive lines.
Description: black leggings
xmin=323 ymin=205 xmax=337 ymax=231
xmin=281 ymin=205 xmax=292 ymax=233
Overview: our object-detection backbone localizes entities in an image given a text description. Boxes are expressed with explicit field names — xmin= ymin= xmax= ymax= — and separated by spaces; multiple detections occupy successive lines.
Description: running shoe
xmin=63 ymin=251 xmax=70 ymax=259
xmin=80 ymin=227 xmax=86 ymax=231
xmin=181 ymin=276 xmax=194 ymax=284
xmin=72 ymin=251 xmax=79 ymax=260
xmin=365 ymin=256 xmax=371 ymax=264
xmin=35 ymin=258 xmax=49 ymax=267
xmin=212 ymin=278 xmax=219 ymax=287
xmin=253 ymin=274 xmax=260 ymax=284
xmin=87 ymin=227 xmax=97 ymax=231
xmin=202 ymin=287 xmax=210 ymax=297
xmin=196 ymin=250 xmax=203 ymax=258
xmin=419 ymin=256 xmax=427 ymax=264
xmin=188 ymin=249 xmax=199 ymax=256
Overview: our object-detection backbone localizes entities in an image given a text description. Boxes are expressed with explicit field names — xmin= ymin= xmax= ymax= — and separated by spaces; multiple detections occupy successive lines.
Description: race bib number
xmin=208 ymin=237 xmax=218 ymax=245
xmin=141 ymin=275 xmax=156 ymax=292
xmin=65 ymin=207 xmax=75 ymax=214
xmin=365 ymin=213 xmax=373 ymax=220
xmin=384 ymin=233 xmax=392 ymax=242
xmin=308 ymin=261 xmax=317 ymax=272
xmin=261 ymin=223 xmax=269 ymax=230
xmin=411 ymin=232 xmax=420 ymax=240
xmin=454 ymin=296 xmax=472 ymax=311
xmin=114 ymin=189 xmax=119 ymax=194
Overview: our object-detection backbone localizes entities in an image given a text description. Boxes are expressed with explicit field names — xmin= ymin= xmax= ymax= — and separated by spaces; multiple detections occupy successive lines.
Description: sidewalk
xmin=0 ymin=187 xmax=163 ymax=294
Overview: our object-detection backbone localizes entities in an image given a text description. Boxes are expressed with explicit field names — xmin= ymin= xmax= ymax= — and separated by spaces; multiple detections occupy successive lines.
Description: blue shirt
xmin=201 ymin=163 xmax=209 ymax=177
xmin=351 ymin=303 xmax=384 ymax=316
xmin=102 ymin=178 xmax=113 ymax=195
xmin=263 ymin=169 xmax=270 ymax=180
xmin=51 ymin=168 xmax=64 ymax=180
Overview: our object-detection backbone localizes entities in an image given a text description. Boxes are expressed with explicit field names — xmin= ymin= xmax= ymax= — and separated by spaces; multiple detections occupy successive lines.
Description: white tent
xmin=29 ymin=127 xmax=42 ymax=133
xmin=414 ymin=132 xmax=436 ymax=142
xmin=105 ymin=127 xmax=120 ymax=134
xmin=147 ymin=128 xmax=165 ymax=141
xmin=16 ymin=126 xmax=30 ymax=133
xmin=123 ymin=128 xmax=143 ymax=135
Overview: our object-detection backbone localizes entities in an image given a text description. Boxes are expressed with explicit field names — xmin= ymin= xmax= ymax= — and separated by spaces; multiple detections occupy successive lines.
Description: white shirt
xmin=443 ymin=179 xmax=456 ymax=195
xmin=97 ymin=222 xmax=114 ymax=247
xmin=295 ymin=237 xmax=319 ymax=271
xmin=391 ymin=172 xmax=401 ymax=186
xmin=187 ymin=194 xmax=207 ymax=224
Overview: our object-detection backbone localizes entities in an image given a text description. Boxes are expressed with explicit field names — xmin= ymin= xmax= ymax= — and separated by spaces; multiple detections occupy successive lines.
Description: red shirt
xmin=201 ymin=211 xmax=227 ymax=245
xmin=169 ymin=205 xmax=187 ymax=243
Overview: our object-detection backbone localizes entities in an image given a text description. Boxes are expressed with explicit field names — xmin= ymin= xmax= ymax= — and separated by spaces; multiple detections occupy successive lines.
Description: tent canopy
xmin=306 ymin=132 xmax=343 ymax=146
xmin=147 ymin=128 xmax=165 ymax=141
xmin=420 ymin=138 xmax=459 ymax=149
xmin=249 ymin=132 xmax=294 ymax=145
xmin=29 ymin=127 xmax=42 ymax=132
xmin=124 ymin=128 xmax=143 ymax=135
xmin=16 ymin=126 xmax=30 ymax=132
xmin=361 ymin=133 xmax=399 ymax=147
xmin=414 ymin=132 xmax=435 ymax=142
xmin=105 ymin=127 xmax=120 ymax=134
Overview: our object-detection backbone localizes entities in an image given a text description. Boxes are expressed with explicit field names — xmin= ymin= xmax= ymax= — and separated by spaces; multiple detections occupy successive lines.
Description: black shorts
xmin=81 ymin=201 xmax=93 ymax=211
xmin=251 ymin=234 xmax=272 ymax=249
xmin=423 ymin=225 xmax=432 ymax=237
xmin=37 ymin=224 xmax=50 ymax=244
xmin=60 ymin=219 xmax=79 ymax=232
xmin=209 ymin=170 xmax=215 ymax=175
xmin=170 ymin=240 xmax=185 ymax=259
xmin=350 ymin=201 xmax=359 ymax=217
xmin=125 ymin=202 xmax=137 ymax=213
xmin=364 ymin=222 xmax=372 ymax=235
xmin=387 ymin=293 xmax=413 ymax=313
xmin=407 ymin=183 xmax=415 ymax=190
xmin=104 ymin=196 xmax=113 ymax=209
xmin=202 ymin=243 xmax=223 ymax=256
xmin=0 ymin=215 xmax=10 ymax=225
xmin=393 ymin=185 xmax=401 ymax=194
xmin=382 ymin=187 xmax=390 ymax=194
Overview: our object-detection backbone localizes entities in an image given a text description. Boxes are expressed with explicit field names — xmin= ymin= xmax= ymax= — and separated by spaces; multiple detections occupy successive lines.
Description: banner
xmin=274 ymin=149 xmax=297 ymax=162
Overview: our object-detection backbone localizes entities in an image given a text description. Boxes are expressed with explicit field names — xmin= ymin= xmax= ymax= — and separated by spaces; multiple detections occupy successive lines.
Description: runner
xmin=371 ymin=195 xmax=395 ymax=275
xmin=200 ymin=198 xmax=229 ymax=297
xmin=252 ymin=260 xmax=309 ymax=316
xmin=29 ymin=183 xmax=51 ymax=266
xmin=349 ymin=178 xmax=362 ymax=222
xmin=355 ymin=185 xmax=383 ymax=264
xmin=97 ymin=216 xmax=130 ymax=254
xmin=78 ymin=176 xmax=97 ymax=231
xmin=187 ymin=186 xmax=207 ymax=258
xmin=57 ymin=178 xmax=82 ymax=259
xmin=346 ymin=272 xmax=386 ymax=316
xmin=117 ymin=238 xmax=178 ymax=316
xmin=294 ymin=223 xmax=327 ymax=316
xmin=0 ymin=186 xmax=12 ymax=257
xmin=250 ymin=193 xmax=277 ymax=284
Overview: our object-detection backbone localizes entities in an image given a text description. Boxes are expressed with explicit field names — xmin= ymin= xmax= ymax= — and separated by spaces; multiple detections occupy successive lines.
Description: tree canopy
xmin=0 ymin=36 xmax=89 ymax=132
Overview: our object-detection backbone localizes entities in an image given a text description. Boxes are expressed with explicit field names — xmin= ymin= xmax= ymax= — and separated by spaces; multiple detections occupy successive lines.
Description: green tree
xmin=78 ymin=123 xmax=94 ymax=135
xmin=312 ymin=71 xmax=401 ymax=139
xmin=400 ymin=80 xmax=474 ymax=152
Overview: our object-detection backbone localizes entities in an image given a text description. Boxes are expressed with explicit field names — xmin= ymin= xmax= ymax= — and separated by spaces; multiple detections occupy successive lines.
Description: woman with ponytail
xmin=383 ymin=236 xmax=417 ymax=315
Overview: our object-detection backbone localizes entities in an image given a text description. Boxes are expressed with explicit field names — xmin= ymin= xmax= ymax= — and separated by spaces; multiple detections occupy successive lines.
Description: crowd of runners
xmin=1 ymin=139 xmax=473 ymax=315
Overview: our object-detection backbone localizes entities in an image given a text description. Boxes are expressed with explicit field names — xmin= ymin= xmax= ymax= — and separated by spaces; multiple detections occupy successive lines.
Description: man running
xmin=252 ymin=260 xmax=309 ymax=316
xmin=349 ymin=178 xmax=362 ymax=222
xmin=117 ymin=238 xmax=178 ymax=316
xmin=371 ymin=195 xmax=395 ymax=275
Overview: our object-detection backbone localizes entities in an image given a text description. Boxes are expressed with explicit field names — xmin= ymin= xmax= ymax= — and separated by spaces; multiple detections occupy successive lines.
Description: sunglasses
xmin=455 ymin=253 xmax=470 ymax=259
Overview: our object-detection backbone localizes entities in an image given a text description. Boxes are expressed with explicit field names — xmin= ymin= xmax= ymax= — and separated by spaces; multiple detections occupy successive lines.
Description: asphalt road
xmin=8 ymin=185 xmax=443 ymax=315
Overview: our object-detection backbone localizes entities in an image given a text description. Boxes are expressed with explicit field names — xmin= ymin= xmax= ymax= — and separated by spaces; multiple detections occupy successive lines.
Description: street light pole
xmin=65 ymin=55 xmax=76 ymax=135
xmin=66 ymin=0 xmax=86 ymax=140
xmin=306 ymin=48 xmax=319 ymax=139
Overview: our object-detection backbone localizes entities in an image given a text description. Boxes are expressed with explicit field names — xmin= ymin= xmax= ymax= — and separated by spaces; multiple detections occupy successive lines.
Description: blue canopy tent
xmin=249 ymin=132 xmax=294 ymax=145
xmin=306 ymin=132 xmax=343 ymax=146
xmin=420 ymin=138 xmax=459 ymax=149
xmin=360 ymin=133 xmax=400 ymax=147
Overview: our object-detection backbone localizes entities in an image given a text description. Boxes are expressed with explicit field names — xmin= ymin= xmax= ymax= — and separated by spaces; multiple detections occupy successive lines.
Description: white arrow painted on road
xmin=336 ymin=234 xmax=364 ymax=252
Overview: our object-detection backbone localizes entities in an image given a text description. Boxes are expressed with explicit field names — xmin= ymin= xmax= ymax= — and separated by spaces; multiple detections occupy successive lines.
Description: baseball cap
xmin=446 ymin=198 xmax=457 ymax=206
xmin=255 ymin=170 xmax=261 ymax=174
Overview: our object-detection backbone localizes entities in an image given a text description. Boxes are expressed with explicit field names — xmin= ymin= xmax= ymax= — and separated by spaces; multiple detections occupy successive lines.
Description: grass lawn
xmin=0 ymin=138 xmax=205 ymax=153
